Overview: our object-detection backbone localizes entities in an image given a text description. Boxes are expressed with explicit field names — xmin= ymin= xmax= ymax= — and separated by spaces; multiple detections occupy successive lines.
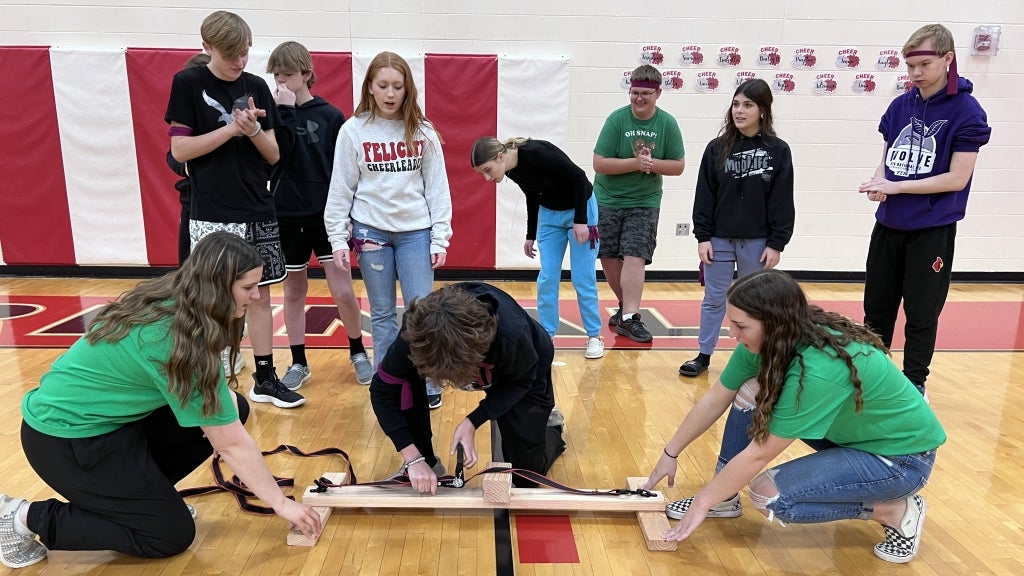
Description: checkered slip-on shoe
xmin=665 ymin=494 xmax=742 ymax=520
xmin=874 ymin=494 xmax=926 ymax=563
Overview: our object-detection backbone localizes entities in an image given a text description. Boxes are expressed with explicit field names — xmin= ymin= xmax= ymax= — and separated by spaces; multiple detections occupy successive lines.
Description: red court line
xmin=0 ymin=296 xmax=1021 ymax=351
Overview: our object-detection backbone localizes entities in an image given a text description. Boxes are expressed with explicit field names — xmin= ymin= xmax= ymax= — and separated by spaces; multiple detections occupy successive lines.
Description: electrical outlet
xmin=675 ymin=223 xmax=690 ymax=236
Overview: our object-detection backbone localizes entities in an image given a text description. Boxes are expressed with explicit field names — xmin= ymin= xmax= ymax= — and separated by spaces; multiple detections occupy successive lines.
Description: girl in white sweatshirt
xmin=325 ymin=51 xmax=453 ymax=406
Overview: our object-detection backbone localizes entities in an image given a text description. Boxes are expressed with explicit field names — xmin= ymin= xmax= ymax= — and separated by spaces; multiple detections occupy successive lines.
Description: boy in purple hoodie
xmin=859 ymin=23 xmax=990 ymax=395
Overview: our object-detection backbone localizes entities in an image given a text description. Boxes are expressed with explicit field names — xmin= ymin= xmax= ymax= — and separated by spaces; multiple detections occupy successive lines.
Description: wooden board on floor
xmin=301 ymin=474 xmax=666 ymax=512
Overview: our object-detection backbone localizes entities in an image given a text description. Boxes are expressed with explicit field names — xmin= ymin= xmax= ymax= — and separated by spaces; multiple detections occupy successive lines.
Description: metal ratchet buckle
xmin=438 ymin=443 xmax=465 ymax=488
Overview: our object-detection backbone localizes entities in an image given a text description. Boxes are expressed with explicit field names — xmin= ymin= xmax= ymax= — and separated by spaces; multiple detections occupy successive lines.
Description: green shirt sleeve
xmin=720 ymin=344 xmax=761 ymax=391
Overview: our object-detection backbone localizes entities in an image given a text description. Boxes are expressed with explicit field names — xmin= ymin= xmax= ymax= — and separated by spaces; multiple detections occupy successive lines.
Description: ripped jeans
xmin=716 ymin=398 xmax=936 ymax=525
xmin=351 ymin=221 xmax=435 ymax=386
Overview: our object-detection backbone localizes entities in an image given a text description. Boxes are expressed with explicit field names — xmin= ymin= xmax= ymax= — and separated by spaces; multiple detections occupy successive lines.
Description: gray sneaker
xmin=280 ymin=363 xmax=311 ymax=391
xmin=0 ymin=495 xmax=46 ymax=569
xmin=351 ymin=353 xmax=373 ymax=385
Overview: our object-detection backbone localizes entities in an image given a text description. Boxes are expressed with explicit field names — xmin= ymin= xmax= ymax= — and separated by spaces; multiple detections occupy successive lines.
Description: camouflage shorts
xmin=596 ymin=206 xmax=659 ymax=264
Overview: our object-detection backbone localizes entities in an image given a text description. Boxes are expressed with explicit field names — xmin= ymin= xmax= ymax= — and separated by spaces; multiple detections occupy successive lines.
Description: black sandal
xmin=678 ymin=357 xmax=709 ymax=377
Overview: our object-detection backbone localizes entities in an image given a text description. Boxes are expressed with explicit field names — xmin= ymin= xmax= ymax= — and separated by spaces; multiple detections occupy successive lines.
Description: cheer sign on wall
xmin=0 ymin=47 xmax=569 ymax=269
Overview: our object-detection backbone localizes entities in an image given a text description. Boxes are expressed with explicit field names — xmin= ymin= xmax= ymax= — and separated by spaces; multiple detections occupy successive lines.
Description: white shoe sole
xmin=248 ymin=387 xmax=306 ymax=409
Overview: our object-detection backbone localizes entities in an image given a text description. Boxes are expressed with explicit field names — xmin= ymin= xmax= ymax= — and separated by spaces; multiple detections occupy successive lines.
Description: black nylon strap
xmin=310 ymin=465 xmax=656 ymax=498
xmin=179 ymin=444 xmax=356 ymax=515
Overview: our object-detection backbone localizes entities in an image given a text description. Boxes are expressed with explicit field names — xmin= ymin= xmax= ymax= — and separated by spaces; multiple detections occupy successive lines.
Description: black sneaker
xmin=616 ymin=312 xmax=653 ymax=343
xmin=608 ymin=301 xmax=623 ymax=327
xmin=248 ymin=372 xmax=306 ymax=409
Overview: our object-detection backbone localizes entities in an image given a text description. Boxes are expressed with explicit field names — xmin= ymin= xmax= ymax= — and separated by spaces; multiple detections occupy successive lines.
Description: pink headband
xmin=630 ymin=79 xmax=661 ymax=90
xmin=905 ymin=50 xmax=957 ymax=96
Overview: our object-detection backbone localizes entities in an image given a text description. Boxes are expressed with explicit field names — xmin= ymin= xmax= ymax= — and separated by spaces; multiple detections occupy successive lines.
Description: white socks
xmin=12 ymin=502 xmax=33 ymax=537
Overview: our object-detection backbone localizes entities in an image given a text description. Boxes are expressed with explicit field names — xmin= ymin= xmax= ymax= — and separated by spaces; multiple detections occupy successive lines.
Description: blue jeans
xmin=698 ymin=237 xmax=767 ymax=354
xmin=536 ymin=195 xmax=601 ymax=338
xmin=716 ymin=406 xmax=936 ymax=524
xmin=352 ymin=221 xmax=436 ymax=381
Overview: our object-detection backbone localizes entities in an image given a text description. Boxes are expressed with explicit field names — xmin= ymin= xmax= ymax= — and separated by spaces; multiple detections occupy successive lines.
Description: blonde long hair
xmin=87 ymin=232 xmax=263 ymax=417
xmin=469 ymin=136 xmax=530 ymax=167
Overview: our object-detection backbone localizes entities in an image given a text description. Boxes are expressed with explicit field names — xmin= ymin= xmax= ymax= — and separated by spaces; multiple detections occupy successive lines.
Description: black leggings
xmin=22 ymin=392 xmax=249 ymax=558
xmin=405 ymin=398 xmax=565 ymax=488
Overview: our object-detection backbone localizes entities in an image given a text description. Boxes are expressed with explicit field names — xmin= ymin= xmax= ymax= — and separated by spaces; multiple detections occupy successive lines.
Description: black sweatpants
xmin=22 ymin=392 xmax=249 ymax=558
xmin=406 ymin=399 xmax=565 ymax=488
xmin=863 ymin=222 xmax=956 ymax=389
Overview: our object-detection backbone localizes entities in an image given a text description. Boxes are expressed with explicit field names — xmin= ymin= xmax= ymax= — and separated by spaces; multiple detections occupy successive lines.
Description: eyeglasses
xmin=629 ymin=90 xmax=658 ymax=100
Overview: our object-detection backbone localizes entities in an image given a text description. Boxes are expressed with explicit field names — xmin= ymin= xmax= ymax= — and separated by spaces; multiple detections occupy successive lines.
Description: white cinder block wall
xmin=2 ymin=0 xmax=1021 ymax=273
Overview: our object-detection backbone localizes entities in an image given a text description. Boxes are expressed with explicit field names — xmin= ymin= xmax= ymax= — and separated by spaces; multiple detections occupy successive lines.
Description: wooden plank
xmin=627 ymin=477 xmax=677 ymax=552
xmin=301 ymin=480 xmax=666 ymax=512
xmin=287 ymin=472 xmax=347 ymax=546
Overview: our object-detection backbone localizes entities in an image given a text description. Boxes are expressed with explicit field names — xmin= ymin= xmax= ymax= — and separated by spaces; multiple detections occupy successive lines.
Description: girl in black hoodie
xmin=680 ymin=79 xmax=795 ymax=378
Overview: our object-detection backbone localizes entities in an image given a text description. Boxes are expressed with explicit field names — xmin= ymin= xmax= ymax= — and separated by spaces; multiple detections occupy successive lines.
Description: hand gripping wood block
xmin=287 ymin=472 xmax=346 ymax=546
xmin=627 ymin=477 xmax=677 ymax=552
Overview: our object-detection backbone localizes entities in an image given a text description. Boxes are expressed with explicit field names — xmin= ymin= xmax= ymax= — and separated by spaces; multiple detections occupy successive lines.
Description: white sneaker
xmin=0 ymin=495 xmax=46 ymax=569
xmin=221 ymin=348 xmax=245 ymax=376
xmin=584 ymin=337 xmax=605 ymax=359
xmin=547 ymin=406 xmax=564 ymax=427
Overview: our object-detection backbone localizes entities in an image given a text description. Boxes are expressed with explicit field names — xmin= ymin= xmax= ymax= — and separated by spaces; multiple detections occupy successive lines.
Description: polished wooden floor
xmin=1 ymin=277 xmax=1022 ymax=575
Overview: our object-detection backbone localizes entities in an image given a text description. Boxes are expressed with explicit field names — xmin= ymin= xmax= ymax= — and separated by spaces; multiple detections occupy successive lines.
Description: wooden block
xmin=482 ymin=462 xmax=512 ymax=505
xmin=627 ymin=477 xmax=677 ymax=552
xmin=287 ymin=472 xmax=347 ymax=546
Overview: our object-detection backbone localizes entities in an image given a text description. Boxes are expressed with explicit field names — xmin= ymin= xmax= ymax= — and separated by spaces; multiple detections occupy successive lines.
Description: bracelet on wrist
xmin=663 ymin=448 xmax=678 ymax=459
xmin=403 ymin=456 xmax=426 ymax=471
xmin=246 ymin=124 xmax=262 ymax=138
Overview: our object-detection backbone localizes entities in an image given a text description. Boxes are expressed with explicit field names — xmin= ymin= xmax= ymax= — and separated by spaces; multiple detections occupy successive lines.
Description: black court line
xmin=491 ymin=424 xmax=514 ymax=575
xmin=494 ymin=509 xmax=514 ymax=576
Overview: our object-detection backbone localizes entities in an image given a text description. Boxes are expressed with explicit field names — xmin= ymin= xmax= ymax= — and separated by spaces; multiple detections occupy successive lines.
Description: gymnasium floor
xmin=0 ymin=278 xmax=1022 ymax=575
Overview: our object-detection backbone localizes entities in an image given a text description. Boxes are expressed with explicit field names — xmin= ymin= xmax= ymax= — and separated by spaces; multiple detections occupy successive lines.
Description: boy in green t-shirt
xmin=593 ymin=64 xmax=685 ymax=342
